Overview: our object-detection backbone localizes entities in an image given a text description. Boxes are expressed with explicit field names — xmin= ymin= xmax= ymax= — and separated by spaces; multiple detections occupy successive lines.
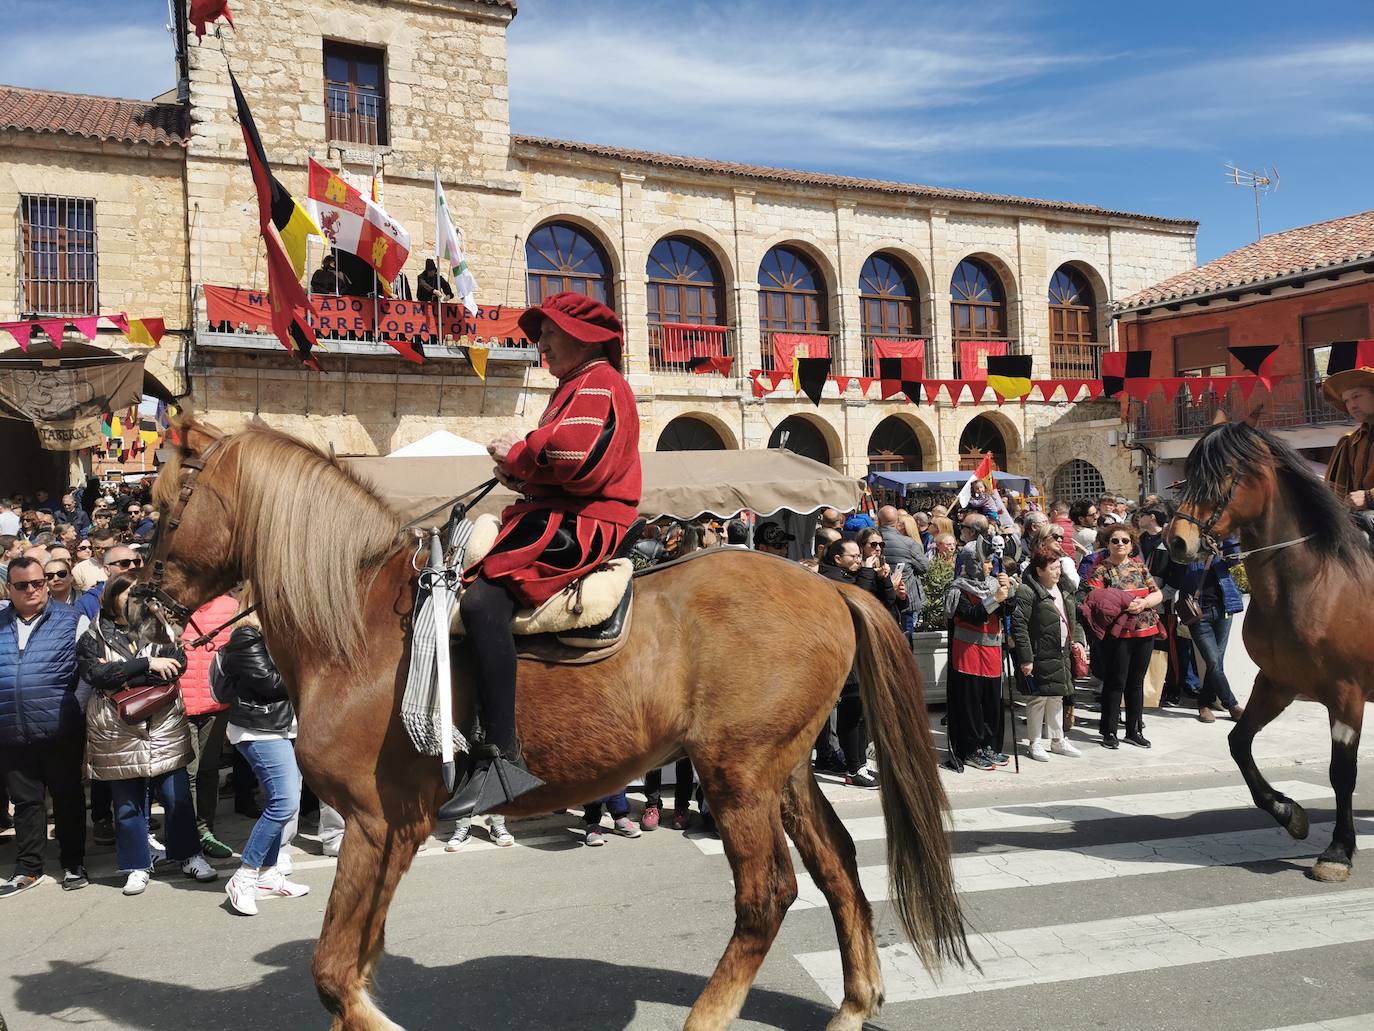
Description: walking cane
xmin=1003 ymin=645 xmax=1020 ymax=774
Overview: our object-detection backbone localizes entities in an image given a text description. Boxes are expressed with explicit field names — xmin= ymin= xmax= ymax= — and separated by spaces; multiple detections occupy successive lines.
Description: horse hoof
xmin=1281 ymin=803 xmax=1309 ymax=840
xmin=1309 ymin=861 xmax=1352 ymax=883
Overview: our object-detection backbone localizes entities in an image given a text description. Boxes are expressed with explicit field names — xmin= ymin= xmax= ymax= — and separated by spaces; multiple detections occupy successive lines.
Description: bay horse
xmin=134 ymin=417 xmax=970 ymax=1031
xmin=1166 ymin=418 xmax=1371 ymax=883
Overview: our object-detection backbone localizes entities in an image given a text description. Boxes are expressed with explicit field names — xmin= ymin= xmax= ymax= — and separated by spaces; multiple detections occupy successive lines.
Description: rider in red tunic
xmin=441 ymin=292 xmax=641 ymax=819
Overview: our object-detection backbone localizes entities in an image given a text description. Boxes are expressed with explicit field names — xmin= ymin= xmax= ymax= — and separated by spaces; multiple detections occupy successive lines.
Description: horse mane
xmin=160 ymin=419 xmax=403 ymax=664
xmin=1182 ymin=421 xmax=1366 ymax=565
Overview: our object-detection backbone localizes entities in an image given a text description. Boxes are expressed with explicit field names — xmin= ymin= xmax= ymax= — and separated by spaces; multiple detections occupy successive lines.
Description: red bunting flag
xmin=38 ymin=319 xmax=65 ymax=348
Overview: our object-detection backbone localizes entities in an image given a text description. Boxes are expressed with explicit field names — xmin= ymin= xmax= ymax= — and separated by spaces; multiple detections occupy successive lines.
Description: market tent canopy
xmin=387 ymin=430 xmax=488 ymax=458
xmin=866 ymin=469 xmax=1033 ymax=496
xmin=347 ymin=448 xmax=862 ymax=525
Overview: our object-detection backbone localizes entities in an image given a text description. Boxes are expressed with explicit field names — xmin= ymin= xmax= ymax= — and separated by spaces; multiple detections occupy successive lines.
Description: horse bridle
xmin=129 ymin=437 xmax=227 ymax=633
xmin=1172 ymin=474 xmax=1240 ymax=553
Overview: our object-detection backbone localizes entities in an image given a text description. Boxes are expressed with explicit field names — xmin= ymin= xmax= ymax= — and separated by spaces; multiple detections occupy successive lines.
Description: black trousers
xmin=460 ymin=576 xmax=519 ymax=754
xmin=1 ymin=735 xmax=86 ymax=877
xmin=1099 ymin=636 xmax=1154 ymax=737
xmin=185 ymin=711 xmax=228 ymax=835
xmin=950 ymin=671 xmax=1002 ymax=759
xmin=644 ymin=758 xmax=695 ymax=810
xmin=836 ymin=690 xmax=869 ymax=775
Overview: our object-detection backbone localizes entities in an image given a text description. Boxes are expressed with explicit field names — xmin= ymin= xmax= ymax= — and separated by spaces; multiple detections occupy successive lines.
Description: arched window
xmin=647 ymin=237 xmax=724 ymax=327
xmin=1052 ymin=459 xmax=1106 ymax=504
xmin=1048 ymin=265 xmax=1096 ymax=345
xmin=867 ymin=416 xmax=924 ymax=473
xmin=950 ymin=259 xmax=1006 ymax=341
xmin=759 ymin=244 xmax=826 ymax=330
xmin=656 ymin=416 xmax=728 ymax=452
xmin=958 ymin=415 xmax=1006 ymax=472
xmin=526 ymin=221 xmax=613 ymax=306
xmin=860 ymin=253 xmax=920 ymax=376
xmin=768 ymin=415 xmax=830 ymax=466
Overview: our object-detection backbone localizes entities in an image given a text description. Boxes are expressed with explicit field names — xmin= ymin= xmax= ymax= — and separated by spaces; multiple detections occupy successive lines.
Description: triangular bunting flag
xmin=107 ymin=312 xmax=130 ymax=333
xmin=4 ymin=322 xmax=33 ymax=351
xmin=901 ymin=381 xmax=923 ymax=405
xmin=857 ymin=377 xmax=875 ymax=397
xmin=795 ymin=357 xmax=831 ymax=407
xmin=467 ymin=345 xmax=489 ymax=380
xmin=1228 ymin=344 xmax=1279 ymax=377
xmin=834 ymin=375 xmax=851 ymax=393
xmin=125 ymin=318 xmax=167 ymax=346
xmin=72 ymin=316 xmax=99 ymax=341
xmin=38 ymin=319 xmax=65 ymax=347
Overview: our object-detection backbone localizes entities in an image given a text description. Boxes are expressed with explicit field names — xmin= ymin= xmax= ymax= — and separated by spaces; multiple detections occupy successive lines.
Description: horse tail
xmin=841 ymin=586 xmax=974 ymax=973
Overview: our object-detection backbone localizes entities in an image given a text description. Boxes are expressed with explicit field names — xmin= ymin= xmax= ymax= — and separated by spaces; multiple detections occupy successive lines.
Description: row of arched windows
xmin=525 ymin=221 xmax=1099 ymax=352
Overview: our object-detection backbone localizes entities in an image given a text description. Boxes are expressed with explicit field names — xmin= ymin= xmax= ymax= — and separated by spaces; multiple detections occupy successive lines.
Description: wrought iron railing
xmin=1131 ymin=375 xmax=1350 ymax=440
xmin=1049 ymin=340 xmax=1107 ymax=379
xmin=647 ymin=322 xmax=734 ymax=376
xmin=326 ymin=85 xmax=385 ymax=147
xmin=949 ymin=337 xmax=1020 ymax=379
xmin=860 ymin=332 xmax=927 ymax=378
xmin=758 ymin=329 xmax=844 ymax=374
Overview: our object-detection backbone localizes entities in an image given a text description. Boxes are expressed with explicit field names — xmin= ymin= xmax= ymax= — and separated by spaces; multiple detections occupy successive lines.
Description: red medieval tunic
xmin=468 ymin=357 xmax=641 ymax=607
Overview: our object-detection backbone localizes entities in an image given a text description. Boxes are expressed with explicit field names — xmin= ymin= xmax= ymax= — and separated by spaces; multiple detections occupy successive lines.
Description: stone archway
xmin=957 ymin=414 xmax=1009 ymax=471
xmin=656 ymin=414 xmax=736 ymax=451
xmin=866 ymin=414 xmax=928 ymax=473
xmin=768 ymin=413 xmax=838 ymax=468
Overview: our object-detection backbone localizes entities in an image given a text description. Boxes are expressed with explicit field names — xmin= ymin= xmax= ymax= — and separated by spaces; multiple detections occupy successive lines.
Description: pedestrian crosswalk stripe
xmin=795 ymin=887 xmax=1374 ymax=1004
xmin=691 ymin=780 xmax=1329 ymax=855
xmin=1257 ymin=1016 xmax=1374 ymax=1031
xmin=787 ymin=820 xmax=1373 ymax=909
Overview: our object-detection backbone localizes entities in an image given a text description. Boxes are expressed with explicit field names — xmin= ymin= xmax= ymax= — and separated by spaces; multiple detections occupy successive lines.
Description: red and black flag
xmin=878 ymin=356 xmax=924 ymax=403
xmin=1101 ymin=350 xmax=1151 ymax=398
xmin=229 ymin=69 xmax=319 ymax=369
xmin=688 ymin=354 xmax=734 ymax=377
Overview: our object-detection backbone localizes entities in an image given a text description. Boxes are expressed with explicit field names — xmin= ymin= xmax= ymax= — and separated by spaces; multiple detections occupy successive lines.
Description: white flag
xmin=435 ymin=171 xmax=478 ymax=316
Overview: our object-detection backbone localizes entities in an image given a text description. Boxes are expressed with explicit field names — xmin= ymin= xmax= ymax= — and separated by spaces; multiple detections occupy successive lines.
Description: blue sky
xmin=4 ymin=0 xmax=1372 ymax=262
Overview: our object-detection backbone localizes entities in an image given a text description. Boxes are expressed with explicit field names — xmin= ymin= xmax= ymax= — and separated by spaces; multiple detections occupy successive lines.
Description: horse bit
xmin=1171 ymin=473 xmax=1312 ymax=561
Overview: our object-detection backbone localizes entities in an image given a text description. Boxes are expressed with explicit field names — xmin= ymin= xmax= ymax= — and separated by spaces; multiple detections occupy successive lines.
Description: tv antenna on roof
xmin=1224 ymin=163 xmax=1280 ymax=241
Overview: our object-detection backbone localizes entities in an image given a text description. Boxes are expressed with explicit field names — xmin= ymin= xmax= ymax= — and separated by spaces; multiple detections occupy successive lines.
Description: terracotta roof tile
xmin=1116 ymin=209 xmax=1374 ymax=312
xmin=513 ymin=134 xmax=1196 ymax=228
xmin=0 ymin=85 xmax=187 ymax=147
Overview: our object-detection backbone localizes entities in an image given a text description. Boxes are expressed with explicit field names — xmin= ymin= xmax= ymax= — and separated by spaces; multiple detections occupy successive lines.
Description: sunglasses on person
xmin=44 ymin=570 xmax=69 ymax=581
xmin=8 ymin=579 xmax=46 ymax=592
xmin=864 ymin=541 xmax=883 ymax=549
xmin=107 ymin=558 xmax=143 ymax=569
xmin=76 ymin=543 xmax=92 ymax=552
xmin=1109 ymin=536 xmax=1132 ymax=545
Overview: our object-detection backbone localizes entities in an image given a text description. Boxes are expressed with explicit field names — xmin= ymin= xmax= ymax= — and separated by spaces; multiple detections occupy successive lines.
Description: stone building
xmin=1115 ymin=209 xmax=1374 ymax=488
xmin=1 ymin=0 xmax=1198 ymax=502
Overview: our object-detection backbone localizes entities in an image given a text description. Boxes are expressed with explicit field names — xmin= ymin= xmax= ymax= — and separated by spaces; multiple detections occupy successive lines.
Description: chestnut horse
xmin=134 ymin=418 xmax=969 ymax=1031
xmin=1167 ymin=418 xmax=1371 ymax=883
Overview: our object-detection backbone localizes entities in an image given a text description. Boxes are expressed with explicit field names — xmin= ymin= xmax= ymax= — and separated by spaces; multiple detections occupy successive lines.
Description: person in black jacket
xmin=818 ymin=537 xmax=900 ymax=788
xmin=219 ymin=604 xmax=310 ymax=916
xmin=417 ymin=258 xmax=454 ymax=303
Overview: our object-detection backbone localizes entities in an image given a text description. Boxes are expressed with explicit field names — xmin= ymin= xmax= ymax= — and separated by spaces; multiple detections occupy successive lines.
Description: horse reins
xmin=1173 ymin=474 xmax=1313 ymax=560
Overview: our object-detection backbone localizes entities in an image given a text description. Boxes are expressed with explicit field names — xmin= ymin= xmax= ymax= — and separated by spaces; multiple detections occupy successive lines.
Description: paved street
xmin=2 ymin=679 xmax=1371 ymax=1031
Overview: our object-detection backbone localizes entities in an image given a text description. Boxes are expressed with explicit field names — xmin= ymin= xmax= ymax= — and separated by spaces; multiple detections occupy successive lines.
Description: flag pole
xmin=371 ymin=151 xmax=380 ymax=351
xmin=434 ymin=167 xmax=443 ymax=358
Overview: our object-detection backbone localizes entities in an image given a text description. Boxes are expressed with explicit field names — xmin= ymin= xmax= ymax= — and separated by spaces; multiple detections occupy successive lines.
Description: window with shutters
xmin=19 ymin=195 xmax=97 ymax=317
xmin=325 ymin=42 xmax=388 ymax=146
xmin=525 ymin=221 xmax=613 ymax=306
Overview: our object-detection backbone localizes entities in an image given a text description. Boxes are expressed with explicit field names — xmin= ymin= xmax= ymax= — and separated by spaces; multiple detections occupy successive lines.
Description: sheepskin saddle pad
xmin=453 ymin=513 xmax=635 ymax=650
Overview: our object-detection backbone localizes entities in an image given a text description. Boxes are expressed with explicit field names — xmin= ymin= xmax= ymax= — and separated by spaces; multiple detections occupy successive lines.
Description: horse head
xmin=1165 ymin=415 xmax=1276 ymax=563
xmin=128 ymin=414 xmax=241 ymax=644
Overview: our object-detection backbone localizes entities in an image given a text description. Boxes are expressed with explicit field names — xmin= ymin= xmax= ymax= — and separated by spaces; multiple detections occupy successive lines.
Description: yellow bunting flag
xmin=467 ymin=345 xmax=489 ymax=381
xmin=125 ymin=317 xmax=166 ymax=347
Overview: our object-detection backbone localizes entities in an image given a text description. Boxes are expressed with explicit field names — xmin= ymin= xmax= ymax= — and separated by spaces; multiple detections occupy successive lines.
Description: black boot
xmin=438 ymin=743 xmax=545 ymax=821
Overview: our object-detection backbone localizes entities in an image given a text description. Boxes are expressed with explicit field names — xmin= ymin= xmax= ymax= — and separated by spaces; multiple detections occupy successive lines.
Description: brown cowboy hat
xmin=518 ymin=292 xmax=624 ymax=372
xmin=1322 ymin=339 xmax=1374 ymax=412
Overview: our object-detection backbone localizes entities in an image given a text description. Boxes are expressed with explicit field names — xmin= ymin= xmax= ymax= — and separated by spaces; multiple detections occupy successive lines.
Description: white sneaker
xmin=256 ymin=867 xmax=310 ymax=898
xmin=182 ymin=854 xmax=218 ymax=882
xmin=225 ymin=869 xmax=259 ymax=915
xmin=276 ymin=853 xmax=293 ymax=877
xmin=122 ymin=869 xmax=151 ymax=896
xmin=487 ymin=818 xmax=515 ymax=848
xmin=1028 ymin=741 xmax=1050 ymax=763
xmin=147 ymin=834 xmax=167 ymax=864
xmin=1051 ymin=739 xmax=1082 ymax=757
xmin=445 ymin=825 xmax=471 ymax=852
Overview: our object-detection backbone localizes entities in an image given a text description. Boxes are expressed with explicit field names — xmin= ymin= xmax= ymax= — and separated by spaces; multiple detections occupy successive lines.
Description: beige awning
xmin=345 ymin=449 xmax=861 ymax=526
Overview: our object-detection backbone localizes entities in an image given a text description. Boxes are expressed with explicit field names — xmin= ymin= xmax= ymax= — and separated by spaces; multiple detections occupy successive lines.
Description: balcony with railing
xmin=1049 ymin=340 xmax=1107 ymax=379
xmin=1131 ymin=375 xmax=1349 ymax=440
xmin=758 ymin=329 xmax=844 ymax=375
xmin=647 ymin=322 xmax=735 ymax=376
xmin=860 ymin=332 xmax=926 ymax=378
xmin=949 ymin=337 xmax=1020 ymax=379
xmin=326 ymin=85 xmax=386 ymax=147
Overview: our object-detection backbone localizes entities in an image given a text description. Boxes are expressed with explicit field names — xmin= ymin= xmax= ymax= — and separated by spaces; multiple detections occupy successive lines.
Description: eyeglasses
xmin=8 ymin=580 xmax=46 ymax=592
xmin=107 ymin=558 xmax=143 ymax=569
xmin=1109 ymin=537 xmax=1132 ymax=545
xmin=77 ymin=544 xmax=92 ymax=552
xmin=864 ymin=541 xmax=883 ymax=549
xmin=44 ymin=570 xmax=69 ymax=581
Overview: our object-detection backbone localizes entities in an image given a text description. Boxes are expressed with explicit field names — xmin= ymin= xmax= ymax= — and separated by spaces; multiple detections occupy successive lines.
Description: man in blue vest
xmin=0 ymin=555 xmax=90 ymax=898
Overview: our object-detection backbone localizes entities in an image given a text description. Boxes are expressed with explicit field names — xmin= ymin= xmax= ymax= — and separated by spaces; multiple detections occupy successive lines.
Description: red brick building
xmin=1113 ymin=210 xmax=1374 ymax=486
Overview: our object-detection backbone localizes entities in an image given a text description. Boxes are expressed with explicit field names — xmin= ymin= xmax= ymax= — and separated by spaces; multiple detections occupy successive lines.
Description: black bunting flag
xmin=1227 ymin=345 xmax=1279 ymax=376
xmin=794 ymin=356 xmax=831 ymax=407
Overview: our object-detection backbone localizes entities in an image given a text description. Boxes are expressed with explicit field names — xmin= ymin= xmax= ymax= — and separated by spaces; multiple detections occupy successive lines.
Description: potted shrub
xmin=912 ymin=557 xmax=954 ymax=705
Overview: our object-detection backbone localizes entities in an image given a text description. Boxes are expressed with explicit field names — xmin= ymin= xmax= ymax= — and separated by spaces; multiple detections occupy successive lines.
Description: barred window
xmin=1052 ymin=459 xmax=1106 ymax=505
xmin=20 ymin=195 xmax=97 ymax=316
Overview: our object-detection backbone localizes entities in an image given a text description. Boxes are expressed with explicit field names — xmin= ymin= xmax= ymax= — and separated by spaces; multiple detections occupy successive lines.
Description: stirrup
xmin=438 ymin=746 xmax=544 ymax=821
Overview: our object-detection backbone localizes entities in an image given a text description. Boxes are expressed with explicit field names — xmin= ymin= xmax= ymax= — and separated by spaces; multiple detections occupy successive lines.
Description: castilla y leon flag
xmin=230 ymin=70 xmax=318 ymax=367
xmin=985 ymin=353 xmax=1033 ymax=400
xmin=308 ymin=158 xmax=411 ymax=287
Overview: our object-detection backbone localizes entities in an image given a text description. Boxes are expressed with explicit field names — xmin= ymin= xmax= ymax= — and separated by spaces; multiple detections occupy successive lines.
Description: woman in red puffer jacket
xmin=179 ymin=592 xmax=238 ymax=857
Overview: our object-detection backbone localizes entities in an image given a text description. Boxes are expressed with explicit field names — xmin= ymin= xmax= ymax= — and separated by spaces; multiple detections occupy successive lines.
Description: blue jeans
xmin=109 ymin=768 xmax=199 ymax=872
xmin=1191 ymin=609 xmax=1238 ymax=709
xmin=235 ymin=738 xmax=302 ymax=870
xmin=583 ymin=791 xmax=629 ymax=825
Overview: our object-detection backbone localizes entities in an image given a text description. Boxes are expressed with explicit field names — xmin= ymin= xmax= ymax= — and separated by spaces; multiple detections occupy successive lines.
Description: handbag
xmin=1070 ymin=641 xmax=1091 ymax=680
xmin=111 ymin=681 xmax=180 ymax=724
xmin=1175 ymin=594 xmax=1203 ymax=627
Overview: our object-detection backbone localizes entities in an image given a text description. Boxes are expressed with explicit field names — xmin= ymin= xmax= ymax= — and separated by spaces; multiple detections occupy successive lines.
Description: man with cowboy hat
xmin=1323 ymin=339 xmax=1374 ymax=510
xmin=440 ymin=291 xmax=642 ymax=819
